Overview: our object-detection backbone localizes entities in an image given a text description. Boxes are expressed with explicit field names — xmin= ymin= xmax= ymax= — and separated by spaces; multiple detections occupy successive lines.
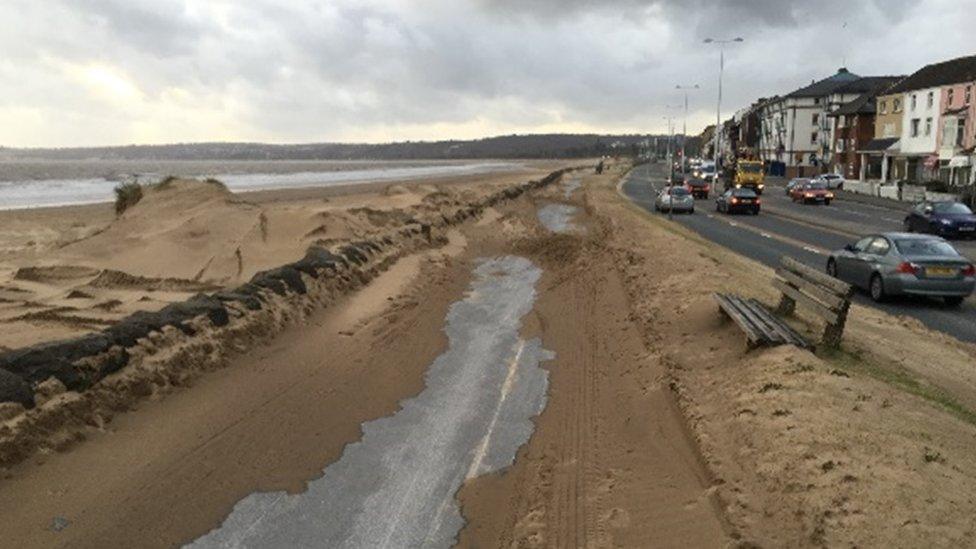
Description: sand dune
xmin=0 ymin=170 xmax=542 ymax=349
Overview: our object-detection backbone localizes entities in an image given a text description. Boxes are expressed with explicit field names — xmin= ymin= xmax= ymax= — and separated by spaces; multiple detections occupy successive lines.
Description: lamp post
xmin=675 ymin=84 xmax=700 ymax=175
xmin=703 ymin=37 xmax=744 ymax=178
xmin=663 ymin=115 xmax=675 ymax=219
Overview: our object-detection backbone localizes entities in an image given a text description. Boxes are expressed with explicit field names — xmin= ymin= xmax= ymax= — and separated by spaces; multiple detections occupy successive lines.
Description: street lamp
xmin=675 ymin=84 xmax=700 ymax=175
xmin=703 ymin=37 xmax=744 ymax=178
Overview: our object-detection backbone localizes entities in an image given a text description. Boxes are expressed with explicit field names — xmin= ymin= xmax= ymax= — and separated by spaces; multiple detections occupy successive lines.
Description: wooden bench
xmin=772 ymin=257 xmax=853 ymax=348
xmin=715 ymin=256 xmax=854 ymax=351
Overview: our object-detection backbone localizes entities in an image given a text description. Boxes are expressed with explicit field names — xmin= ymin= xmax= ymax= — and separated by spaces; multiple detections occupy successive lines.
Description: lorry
xmin=730 ymin=159 xmax=765 ymax=195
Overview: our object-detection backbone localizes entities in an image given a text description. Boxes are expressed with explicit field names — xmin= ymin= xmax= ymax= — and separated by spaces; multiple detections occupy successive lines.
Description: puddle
xmin=189 ymin=256 xmax=553 ymax=548
xmin=537 ymin=203 xmax=580 ymax=234
xmin=562 ymin=177 xmax=582 ymax=198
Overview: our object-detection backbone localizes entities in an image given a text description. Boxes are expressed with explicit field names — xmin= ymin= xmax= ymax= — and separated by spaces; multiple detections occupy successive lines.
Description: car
xmin=655 ymin=185 xmax=695 ymax=214
xmin=813 ymin=173 xmax=845 ymax=190
xmin=903 ymin=201 xmax=976 ymax=239
xmin=789 ymin=181 xmax=834 ymax=205
xmin=826 ymin=233 xmax=975 ymax=305
xmin=695 ymin=162 xmax=718 ymax=184
xmin=684 ymin=176 xmax=711 ymax=199
xmin=785 ymin=177 xmax=810 ymax=196
xmin=715 ymin=188 xmax=760 ymax=215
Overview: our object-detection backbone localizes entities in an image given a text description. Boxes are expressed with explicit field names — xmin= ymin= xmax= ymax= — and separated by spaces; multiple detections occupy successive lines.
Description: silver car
xmin=655 ymin=185 xmax=695 ymax=214
xmin=827 ymin=233 xmax=975 ymax=306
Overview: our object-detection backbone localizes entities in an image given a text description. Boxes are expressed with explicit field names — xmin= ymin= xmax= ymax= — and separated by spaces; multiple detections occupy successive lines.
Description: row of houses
xmin=704 ymin=54 xmax=976 ymax=187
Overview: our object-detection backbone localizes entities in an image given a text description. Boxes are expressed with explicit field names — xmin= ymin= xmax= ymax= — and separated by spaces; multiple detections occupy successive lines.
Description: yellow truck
xmin=732 ymin=159 xmax=765 ymax=195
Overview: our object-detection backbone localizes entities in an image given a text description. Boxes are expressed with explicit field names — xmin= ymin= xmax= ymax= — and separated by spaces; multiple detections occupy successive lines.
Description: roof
xmin=830 ymin=92 xmax=876 ymax=116
xmin=859 ymin=137 xmax=899 ymax=152
xmin=787 ymin=68 xmax=862 ymax=98
xmin=887 ymin=54 xmax=976 ymax=93
xmin=829 ymin=77 xmax=904 ymax=116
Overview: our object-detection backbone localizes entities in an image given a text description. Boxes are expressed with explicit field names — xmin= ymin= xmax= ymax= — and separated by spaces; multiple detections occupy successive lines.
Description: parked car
xmin=789 ymin=181 xmax=834 ymax=205
xmin=903 ymin=201 xmax=976 ymax=239
xmin=684 ymin=176 xmax=711 ymax=199
xmin=785 ymin=177 xmax=810 ymax=196
xmin=655 ymin=185 xmax=695 ymax=214
xmin=813 ymin=173 xmax=845 ymax=190
xmin=826 ymin=233 xmax=975 ymax=305
xmin=715 ymin=188 xmax=760 ymax=215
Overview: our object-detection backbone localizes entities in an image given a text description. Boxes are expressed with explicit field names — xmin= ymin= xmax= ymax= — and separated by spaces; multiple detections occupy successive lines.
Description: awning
xmin=949 ymin=156 xmax=972 ymax=168
xmin=858 ymin=137 xmax=899 ymax=153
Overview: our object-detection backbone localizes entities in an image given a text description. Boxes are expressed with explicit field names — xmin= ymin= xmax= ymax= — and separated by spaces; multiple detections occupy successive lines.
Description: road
xmin=621 ymin=163 xmax=976 ymax=344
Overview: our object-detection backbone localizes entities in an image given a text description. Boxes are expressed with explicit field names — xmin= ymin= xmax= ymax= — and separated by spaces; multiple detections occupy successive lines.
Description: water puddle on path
xmin=189 ymin=256 xmax=553 ymax=549
xmin=537 ymin=203 xmax=581 ymax=234
xmin=562 ymin=177 xmax=582 ymax=198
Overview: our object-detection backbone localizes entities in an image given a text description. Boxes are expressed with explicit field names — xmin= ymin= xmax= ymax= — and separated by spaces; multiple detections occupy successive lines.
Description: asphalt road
xmin=621 ymin=163 xmax=976 ymax=345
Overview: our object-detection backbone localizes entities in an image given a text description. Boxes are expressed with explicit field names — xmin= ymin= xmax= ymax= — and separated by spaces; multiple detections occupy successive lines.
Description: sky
xmin=0 ymin=0 xmax=972 ymax=148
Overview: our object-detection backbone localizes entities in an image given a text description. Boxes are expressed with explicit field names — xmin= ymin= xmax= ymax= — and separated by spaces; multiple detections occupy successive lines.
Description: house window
xmin=927 ymin=91 xmax=934 ymax=108
xmin=910 ymin=118 xmax=920 ymax=137
xmin=814 ymin=98 xmax=821 ymax=105
xmin=911 ymin=94 xmax=917 ymax=111
xmin=894 ymin=98 xmax=902 ymax=112
xmin=925 ymin=117 xmax=932 ymax=136
xmin=947 ymin=88 xmax=955 ymax=106
xmin=958 ymin=123 xmax=966 ymax=146
xmin=812 ymin=113 xmax=819 ymax=125
xmin=879 ymin=100 xmax=887 ymax=114
xmin=966 ymin=85 xmax=972 ymax=105
xmin=811 ymin=132 xmax=819 ymax=144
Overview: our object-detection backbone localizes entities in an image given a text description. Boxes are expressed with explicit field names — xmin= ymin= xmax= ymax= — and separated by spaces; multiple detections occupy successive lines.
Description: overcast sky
xmin=0 ymin=0 xmax=971 ymax=147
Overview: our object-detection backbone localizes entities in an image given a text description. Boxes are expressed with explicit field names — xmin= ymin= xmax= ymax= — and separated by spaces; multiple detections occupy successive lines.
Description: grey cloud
xmin=0 ymin=0 xmax=969 ymax=147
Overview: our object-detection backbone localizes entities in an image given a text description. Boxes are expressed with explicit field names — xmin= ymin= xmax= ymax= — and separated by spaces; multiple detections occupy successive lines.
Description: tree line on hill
xmin=1 ymin=134 xmax=670 ymax=161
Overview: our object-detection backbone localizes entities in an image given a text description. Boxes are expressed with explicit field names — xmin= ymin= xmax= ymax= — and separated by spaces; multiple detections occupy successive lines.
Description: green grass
xmin=113 ymin=182 xmax=143 ymax=215
xmin=822 ymin=347 xmax=976 ymax=428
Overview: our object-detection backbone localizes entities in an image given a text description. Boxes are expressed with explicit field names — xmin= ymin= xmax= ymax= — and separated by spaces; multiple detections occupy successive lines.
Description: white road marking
xmin=803 ymin=246 xmax=823 ymax=254
xmin=761 ymin=232 xmax=771 ymax=238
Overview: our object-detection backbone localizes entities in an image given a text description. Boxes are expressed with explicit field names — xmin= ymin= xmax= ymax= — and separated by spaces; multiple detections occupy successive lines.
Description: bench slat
xmin=781 ymin=256 xmax=852 ymax=297
xmin=715 ymin=294 xmax=764 ymax=344
xmin=771 ymin=278 xmax=842 ymax=324
xmin=714 ymin=293 xmax=812 ymax=350
xmin=775 ymin=268 xmax=848 ymax=311
xmin=741 ymin=298 xmax=809 ymax=348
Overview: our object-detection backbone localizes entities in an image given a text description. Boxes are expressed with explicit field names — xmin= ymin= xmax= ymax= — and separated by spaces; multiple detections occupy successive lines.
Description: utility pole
xmin=676 ymin=84 xmax=700 ymax=176
xmin=704 ymin=37 xmax=744 ymax=180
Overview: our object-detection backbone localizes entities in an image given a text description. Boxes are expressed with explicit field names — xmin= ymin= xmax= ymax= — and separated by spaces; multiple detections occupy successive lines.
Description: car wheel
xmin=826 ymin=258 xmax=838 ymax=278
xmin=869 ymin=274 xmax=886 ymax=302
xmin=689 ymin=208 xmax=695 ymax=214
xmin=824 ymin=200 xmax=831 ymax=206
xmin=945 ymin=296 xmax=965 ymax=307
xmin=904 ymin=221 xmax=913 ymax=232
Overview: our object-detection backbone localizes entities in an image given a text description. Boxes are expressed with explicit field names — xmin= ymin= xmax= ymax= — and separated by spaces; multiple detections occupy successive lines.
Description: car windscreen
xmin=894 ymin=239 xmax=960 ymax=257
xmin=740 ymin=164 xmax=761 ymax=173
xmin=807 ymin=182 xmax=828 ymax=190
xmin=932 ymin=203 xmax=973 ymax=215
xmin=669 ymin=187 xmax=690 ymax=196
xmin=731 ymin=189 xmax=757 ymax=198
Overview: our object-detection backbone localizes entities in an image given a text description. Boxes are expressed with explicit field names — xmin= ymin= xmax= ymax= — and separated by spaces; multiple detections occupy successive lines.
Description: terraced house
xmin=938 ymin=73 xmax=976 ymax=186
xmin=868 ymin=55 xmax=976 ymax=184
xmin=757 ymin=68 xmax=900 ymax=178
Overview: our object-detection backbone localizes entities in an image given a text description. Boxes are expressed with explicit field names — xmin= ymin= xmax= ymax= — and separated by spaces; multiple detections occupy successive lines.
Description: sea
xmin=0 ymin=159 xmax=524 ymax=210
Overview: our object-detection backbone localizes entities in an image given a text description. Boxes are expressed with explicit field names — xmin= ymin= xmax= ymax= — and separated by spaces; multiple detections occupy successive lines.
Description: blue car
xmin=903 ymin=201 xmax=976 ymax=239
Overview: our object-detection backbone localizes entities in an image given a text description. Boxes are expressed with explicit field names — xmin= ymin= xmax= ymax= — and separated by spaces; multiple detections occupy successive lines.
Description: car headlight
xmin=735 ymin=184 xmax=742 ymax=188
xmin=940 ymin=219 xmax=953 ymax=225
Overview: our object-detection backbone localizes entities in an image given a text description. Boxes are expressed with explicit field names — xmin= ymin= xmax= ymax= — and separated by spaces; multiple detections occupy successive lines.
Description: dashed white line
xmin=803 ymin=246 xmax=823 ymax=254
xmin=761 ymin=232 xmax=771 ymax=238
